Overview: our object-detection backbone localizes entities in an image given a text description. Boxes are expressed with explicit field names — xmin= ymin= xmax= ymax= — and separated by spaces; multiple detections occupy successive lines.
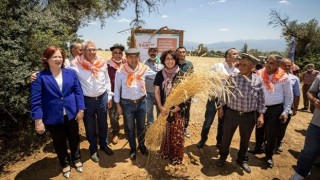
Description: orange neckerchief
xmin=120 ymin=63 xmax=148 ymax=92
xmin=258 ymin=68 xmax=287 ymax=92
xmin=77 ymin=55 xmax=105 ymax=78
xmin=107 ymin=59 xmax=125 ymax=70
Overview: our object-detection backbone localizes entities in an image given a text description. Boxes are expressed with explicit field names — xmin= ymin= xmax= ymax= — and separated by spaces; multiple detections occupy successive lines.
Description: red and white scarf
xmin=120 ymin=63 xmax=148 ymax=92
xmin=77 ymin=55 xmax=105 ymax=79
xmin=258 ymin=68 xmax=288 ymax=92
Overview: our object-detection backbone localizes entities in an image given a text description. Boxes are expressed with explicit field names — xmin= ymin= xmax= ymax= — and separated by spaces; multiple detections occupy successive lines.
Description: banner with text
xmin=134 ymin=33 xmax=180 ymax=62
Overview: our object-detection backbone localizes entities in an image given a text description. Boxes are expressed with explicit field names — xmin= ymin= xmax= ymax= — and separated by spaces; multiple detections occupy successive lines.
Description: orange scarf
xmin=120 ymin=63 xmax=148 ymax=92
xmin=107 ymin=59 xmax=125 ymax=70
xmin=259 ymin=68 xmax=287 ymax=92
xmin=77 ymin=55 xmax=105 ymax=78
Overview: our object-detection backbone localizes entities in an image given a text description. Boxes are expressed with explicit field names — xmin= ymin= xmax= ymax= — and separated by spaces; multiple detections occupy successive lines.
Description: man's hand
xmin=314 ymin=99 xmax=320 ymax=109
xmin=256 ymin=115 xmax=264 ymax=128
xmin=30 ymin=72 xmax=39 ymax=82
xmin=279 ymin=114 xmax=288 ymax=124
xmin=107 ymin=100 xmax=112 ymax=109
xmin=116 ymin=103 xmax=122 ymax=115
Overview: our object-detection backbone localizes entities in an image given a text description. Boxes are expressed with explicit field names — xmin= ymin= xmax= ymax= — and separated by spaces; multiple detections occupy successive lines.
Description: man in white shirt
xmin=197 ymin=48 xmax=240 ymax=149
xmin=249 ymin=55 xmax=293 ymax=168
xmin=114 ymin=48 xmax=155 ymax=160
xmin=70 ymin=40 xmax=114 ymax=163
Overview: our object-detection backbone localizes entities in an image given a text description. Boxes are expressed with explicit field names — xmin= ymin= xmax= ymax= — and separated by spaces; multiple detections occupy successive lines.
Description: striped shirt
xmin=223 ymin=73 xmax=266 ymax=113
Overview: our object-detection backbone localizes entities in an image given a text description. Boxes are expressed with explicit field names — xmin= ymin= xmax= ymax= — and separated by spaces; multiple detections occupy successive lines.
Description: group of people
xmin=30 ymin=41 xmax=319 ymax=179
xmin=30 ymin=41 xmax=194 ymax=178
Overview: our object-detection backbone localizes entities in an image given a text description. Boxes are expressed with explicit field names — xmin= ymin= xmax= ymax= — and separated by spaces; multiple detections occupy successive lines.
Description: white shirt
xmin=114 ymin=66 xmax=156 ymax=103
xmin=211 ymin=62 xmax=239 ymax=76
xmin=69 ymin=57 xmax=113 ymax=101
xmin=263 ymin=74 xmax=293 ymax=116
xmin=54 ymin=75 xmax=67 ymax=115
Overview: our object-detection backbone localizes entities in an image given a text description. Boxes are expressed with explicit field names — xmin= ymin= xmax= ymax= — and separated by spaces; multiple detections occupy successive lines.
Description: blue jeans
xmin=295 ymin=123 xmax=320 ymax=177
xmin=83 ymin=93 xmax=109 ymax=155
xmin=200 ymin=99 xmax=224 ymax=144
xmin=121 ymin=98 xmax=147 ymax=150
xmin=146 ymin=92 xmax=159 ymax=125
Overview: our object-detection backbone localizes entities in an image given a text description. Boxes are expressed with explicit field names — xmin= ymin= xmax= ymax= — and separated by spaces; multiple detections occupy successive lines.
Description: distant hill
xmin=184 ymin=39 xmax=287 ymax=52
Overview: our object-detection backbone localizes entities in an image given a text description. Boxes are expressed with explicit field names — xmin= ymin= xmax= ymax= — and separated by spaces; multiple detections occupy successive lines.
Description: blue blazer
xmin=31 ymin=68 xmax=85 ymax=125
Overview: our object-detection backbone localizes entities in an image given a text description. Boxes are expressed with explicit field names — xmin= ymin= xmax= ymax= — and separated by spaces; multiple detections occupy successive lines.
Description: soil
xmin=1 ymin=95 xmax=319 ymax=180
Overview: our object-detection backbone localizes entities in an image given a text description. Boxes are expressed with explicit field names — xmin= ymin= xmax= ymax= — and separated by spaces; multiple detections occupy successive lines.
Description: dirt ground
xmin=1 ymin=94 xmax=319 ymax=180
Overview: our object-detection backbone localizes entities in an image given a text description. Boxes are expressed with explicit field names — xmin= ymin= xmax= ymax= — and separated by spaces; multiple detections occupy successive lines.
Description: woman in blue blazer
xmin=31 ymin=46 xmax=85 ymax=178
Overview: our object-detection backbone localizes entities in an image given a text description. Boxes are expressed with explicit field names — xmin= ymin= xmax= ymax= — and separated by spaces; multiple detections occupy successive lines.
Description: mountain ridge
xmin=184 ymin=39 xmax=287 ymax=52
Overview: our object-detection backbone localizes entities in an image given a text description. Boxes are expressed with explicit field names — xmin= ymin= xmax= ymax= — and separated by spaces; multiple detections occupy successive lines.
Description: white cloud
xmin=117 ymin=18 xmax=130 ymax=23
xmin=161 ymin=15 xmax=168 ymax=18
xmin=219 ymin=28 xmax=229 ymax=32
xmin=278 ymin=0 xmax=290 ymax=4
xmin=208 ymin=0 xmax=226 ymax=5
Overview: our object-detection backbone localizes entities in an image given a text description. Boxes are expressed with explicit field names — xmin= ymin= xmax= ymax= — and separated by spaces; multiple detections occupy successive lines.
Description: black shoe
xmin=129 ymin=149 xmax=137 ymax=160
xmin=236 ymin=159 xmax=251 ymax=173
xmin=139 ymin=145 xmax=148 ymax=156
xmin=216 ymin=158 xmax=225 ymax=167
xmin=248 ymin=148 xmax=264 ymax=154
xmin=101 ymin=146 xmax=114 ymax=156
xmin=197 ymin=139 xmax=206 ymax=149
xmin=266 ymin=158 xmax=274 ymax=168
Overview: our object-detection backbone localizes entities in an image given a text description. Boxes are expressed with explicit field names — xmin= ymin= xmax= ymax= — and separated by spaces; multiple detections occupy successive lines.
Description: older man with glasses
xmin=71 ymin=40 xmax=114 ymax=163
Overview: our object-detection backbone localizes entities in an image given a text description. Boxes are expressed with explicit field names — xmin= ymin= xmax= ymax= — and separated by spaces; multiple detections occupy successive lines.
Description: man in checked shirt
xmin=216 ymin=53 xmax=266 ymax=173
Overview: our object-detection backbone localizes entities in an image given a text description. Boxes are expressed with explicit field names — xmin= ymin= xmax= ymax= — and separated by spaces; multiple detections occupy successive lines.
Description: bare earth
xmin=1 ymin=53 xmax=319 ymax=179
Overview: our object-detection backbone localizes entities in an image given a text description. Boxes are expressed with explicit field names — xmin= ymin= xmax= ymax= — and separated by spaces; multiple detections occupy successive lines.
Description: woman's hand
xmin=170 ymin=106 xmax=181 ymax=113
xmin=35 ymin=119 xmax=45 ymax=134
xmin=75 ymin=110 xmax=84 ymax=122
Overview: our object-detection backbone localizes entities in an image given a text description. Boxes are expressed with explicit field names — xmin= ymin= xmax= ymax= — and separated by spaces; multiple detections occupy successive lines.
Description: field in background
xmin=1 ymin=51 xmax=319 ymax=180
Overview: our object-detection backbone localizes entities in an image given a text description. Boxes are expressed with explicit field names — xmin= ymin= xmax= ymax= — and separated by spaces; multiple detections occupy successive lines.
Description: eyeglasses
xmin=86 ymin=48 xmax=96 ymax=52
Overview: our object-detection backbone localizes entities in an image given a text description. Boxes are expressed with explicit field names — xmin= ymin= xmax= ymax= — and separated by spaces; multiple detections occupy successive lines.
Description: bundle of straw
xmin=145 ymin=67 xmax=229 ymax=151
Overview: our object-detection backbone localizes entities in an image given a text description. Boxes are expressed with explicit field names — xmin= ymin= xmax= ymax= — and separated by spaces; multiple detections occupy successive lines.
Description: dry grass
xmin=145 ymin=59 xmax=228 ymax=151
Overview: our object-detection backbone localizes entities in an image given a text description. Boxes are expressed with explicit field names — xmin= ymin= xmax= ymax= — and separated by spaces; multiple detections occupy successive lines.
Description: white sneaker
xmin=185 ymin=128 xmax=190 ymax=138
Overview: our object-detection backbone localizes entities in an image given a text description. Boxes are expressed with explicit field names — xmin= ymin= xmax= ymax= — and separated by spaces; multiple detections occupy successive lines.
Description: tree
xmin=268 ymin=9 xmax=320 ymax=59
xmin=195 ymin=43 xmax=208 ymax=57
xmin=241 ymin=43 xmax=248 ymax=53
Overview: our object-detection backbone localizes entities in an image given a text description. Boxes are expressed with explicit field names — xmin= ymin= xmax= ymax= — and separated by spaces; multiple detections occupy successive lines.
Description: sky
xmin=77 ymin=0 xmax=320 ymax=50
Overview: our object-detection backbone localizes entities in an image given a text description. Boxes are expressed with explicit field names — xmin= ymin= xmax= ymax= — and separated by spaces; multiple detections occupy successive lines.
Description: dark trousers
xmin=255 ymin=104 xmax=283 ymax=158
xmin=219 ymin=108 xmax=256 ymax=162
xmin=184 ymin=98 xmax=192 ymax=128
xmin=276 ymin=114 xmax=292 ymax=146
xmin=46 ymin=116 xmax=81 ymax=168
xmin=83 ymin=93 xmax=108 ymax=155
xmin=302 ymin=84 xmax=314 ymax=111
xmin=108 ymin=100 xmax=120 ymax=135
xmin=200 ymin=99 xmax=224 ymax=144
xmin=296 ymin=123 xmax=320 ymax=177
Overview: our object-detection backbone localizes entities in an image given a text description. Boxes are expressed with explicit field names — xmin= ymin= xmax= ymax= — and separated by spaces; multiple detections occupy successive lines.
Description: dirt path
xmin=1 ymin=96 xmax=319 ymax=180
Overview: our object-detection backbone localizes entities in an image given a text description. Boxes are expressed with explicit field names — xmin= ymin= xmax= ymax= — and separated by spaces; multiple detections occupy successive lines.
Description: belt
xmin=227 ymin=107 xmax=255 ymax=116
xmin=266 ymin=103 xmax=283 ymax=108
xmin=122 ymin=96 xmax=146 ymax=103
xmin=84 ymin=92 xmax=105 ymax=100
